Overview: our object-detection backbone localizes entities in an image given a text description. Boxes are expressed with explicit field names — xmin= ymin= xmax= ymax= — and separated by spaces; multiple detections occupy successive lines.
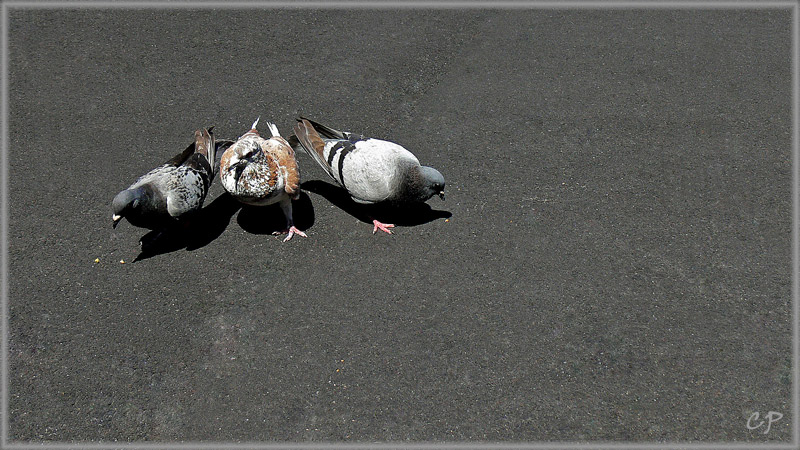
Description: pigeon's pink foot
xmin=372 ymin=220 xmax=395 ymax=235
xmin=282 ymin=226 xmax=307 ymax=242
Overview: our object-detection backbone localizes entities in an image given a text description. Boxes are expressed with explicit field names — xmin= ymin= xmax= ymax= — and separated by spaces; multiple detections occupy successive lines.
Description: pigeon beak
xmin=112 ymin=214 xmax=122 ymax=228
xmin=231 ymin=148 xmax=262 ymax=183
xmin=438 ymin=191 xmax=446 ymax=201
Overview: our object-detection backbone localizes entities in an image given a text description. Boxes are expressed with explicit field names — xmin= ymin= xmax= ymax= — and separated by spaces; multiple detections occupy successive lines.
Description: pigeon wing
xmin=338 ymin=139 xmax=419 ymax=204
xmin=165 ymin=166 xmax=208 ymax=218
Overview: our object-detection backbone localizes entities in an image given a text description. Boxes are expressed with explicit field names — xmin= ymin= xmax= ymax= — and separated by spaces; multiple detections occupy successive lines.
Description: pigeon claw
xmin=280 ymin=226 xmax=307 ymax=242
xmin=372 ymin=220 xmax=395 ymax=235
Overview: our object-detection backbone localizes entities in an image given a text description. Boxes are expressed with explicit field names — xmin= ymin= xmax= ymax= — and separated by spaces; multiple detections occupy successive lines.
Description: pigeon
xmin=112 ymin=128 xmax=216 ymax=234
xmin=219 ymin=118 xmax=306 ymax=242
xmin=292 ymin=117 xmax=445 ymax=234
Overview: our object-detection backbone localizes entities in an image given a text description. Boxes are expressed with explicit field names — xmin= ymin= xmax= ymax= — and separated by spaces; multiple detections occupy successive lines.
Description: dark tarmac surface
xmin=7 ymin=6 xmax=794 ymax=444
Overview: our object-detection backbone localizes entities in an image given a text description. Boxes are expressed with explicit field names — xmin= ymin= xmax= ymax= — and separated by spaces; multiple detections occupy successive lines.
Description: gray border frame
xmin=1 ymin=1 xmax=796 ymax=449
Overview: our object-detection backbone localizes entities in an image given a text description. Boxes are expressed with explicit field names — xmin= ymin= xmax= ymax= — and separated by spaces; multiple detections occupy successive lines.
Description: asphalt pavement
xmin=6 ymin=5 xmax=794 ymax=444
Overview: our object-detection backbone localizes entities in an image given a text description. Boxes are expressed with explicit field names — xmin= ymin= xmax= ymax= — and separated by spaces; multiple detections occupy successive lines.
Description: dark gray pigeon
xmin=292 ymin=118 xmax=445 ymax=234
xmin=112 ymin=128 xmax=216 ymax=232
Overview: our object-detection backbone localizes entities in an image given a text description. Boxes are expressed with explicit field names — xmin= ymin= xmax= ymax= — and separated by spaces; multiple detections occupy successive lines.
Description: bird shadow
xmin=133 ymin=192 xmax=242 ymax=262
xmin=236 ymin=191 xmax=315 ymax=235
xmin=300 ymin=180 xmax=451 ymax=227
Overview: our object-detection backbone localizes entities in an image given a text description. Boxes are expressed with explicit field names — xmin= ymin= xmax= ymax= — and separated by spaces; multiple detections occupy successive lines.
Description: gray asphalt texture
xmin=8 ymin=7 xmax=794 ymax=443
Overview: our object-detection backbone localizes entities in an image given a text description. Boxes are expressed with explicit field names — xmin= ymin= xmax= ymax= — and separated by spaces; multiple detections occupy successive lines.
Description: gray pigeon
xmin=112 ymin=128 xmax=216 ymax=232
xmin=292 ymin=118 xmax=445 ymax=234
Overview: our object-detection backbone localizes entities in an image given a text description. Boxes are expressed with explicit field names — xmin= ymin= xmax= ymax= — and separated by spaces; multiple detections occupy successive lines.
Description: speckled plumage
xmin=112 ymin=128 xmax=215 ymax=230
xmin=219 ymin=119 xmax=306 ymax=241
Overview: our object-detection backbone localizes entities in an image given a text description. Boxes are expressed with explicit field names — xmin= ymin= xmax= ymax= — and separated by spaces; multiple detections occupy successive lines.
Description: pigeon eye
xmin=245 ymin=143 xmax=260 ymax=156
xmin=245 ymin=143 xmax=263 ymax=159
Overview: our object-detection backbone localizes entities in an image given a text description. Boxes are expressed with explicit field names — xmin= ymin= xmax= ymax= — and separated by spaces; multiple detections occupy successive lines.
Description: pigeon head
xmin=227 ymin=141 xmax=263 ymax=184
xmin=111 ymin=187 xmax=146 ymax=228
xmin=407 ymin=165 xmax=446 ymax=203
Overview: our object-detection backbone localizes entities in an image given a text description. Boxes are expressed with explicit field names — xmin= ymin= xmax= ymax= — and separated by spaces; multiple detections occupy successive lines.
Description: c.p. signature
xmin=746 ymin=411 xmax=783 ymax=434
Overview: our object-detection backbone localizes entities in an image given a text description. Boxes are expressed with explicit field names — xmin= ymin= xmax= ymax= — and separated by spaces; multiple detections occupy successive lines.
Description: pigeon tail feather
xmin=193 ymin=128 xmax=215 ymax=172
xmin=298 ymin=117 xmax=347 ymax=140
xmin=294 ymin=119 xmax=336 ymax=181
xmin=266 ymin=121 xmax=281 ymax=137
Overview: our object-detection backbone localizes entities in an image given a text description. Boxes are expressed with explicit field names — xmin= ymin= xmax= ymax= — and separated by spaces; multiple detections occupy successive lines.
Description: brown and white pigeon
xmin=292 ymin=118 xmax=445 ymax=234
xmin=112 ymin=128 xmax=216 ymax=232
xmin=219 ymin=118 xmax=306 ymax=242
